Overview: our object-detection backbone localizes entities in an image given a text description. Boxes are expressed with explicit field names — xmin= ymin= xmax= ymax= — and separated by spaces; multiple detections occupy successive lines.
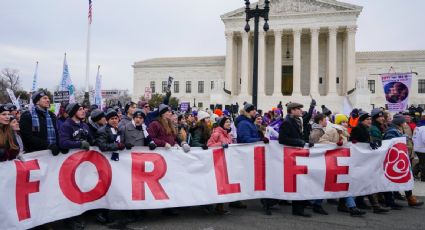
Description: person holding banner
xmin=59 ymin=103 xmax=92 ymax=151
xmin=118 ymin=101 xmax=137 ymax=130
xmin=96 ymin=109 xmax=125 ymax=161
xmin=0 ymin=104 xmax=20 ymax=162
xmin=19 ymin=91 xmax=61 ymax=156
xmin=121 ymin=109 xmax=155 ymax=149
xmin=88 ymin=109 xmax=106 ymax=139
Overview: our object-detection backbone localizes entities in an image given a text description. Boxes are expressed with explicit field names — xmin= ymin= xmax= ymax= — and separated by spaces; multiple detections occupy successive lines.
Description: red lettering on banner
xmin=59 ymin=150 xmax=112 ymax=204
xmin=132 ymin=153 xmax=169 ymax=200
xmin=213 ymin=148 xmax=241 ymax=195
xmin=254 ymin=146 xmax=266 ymax=191
xmin=324 ymin=148 xmax=350 ymax=192
xmin=284 ymin=147 xmax=309 ymax=193
xmin=15 ymin=160 xmax=40 ymax=221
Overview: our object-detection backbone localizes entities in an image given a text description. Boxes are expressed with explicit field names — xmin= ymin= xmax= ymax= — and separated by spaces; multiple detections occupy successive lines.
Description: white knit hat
xmin=197 ymin=111 xmax=210 ymax=121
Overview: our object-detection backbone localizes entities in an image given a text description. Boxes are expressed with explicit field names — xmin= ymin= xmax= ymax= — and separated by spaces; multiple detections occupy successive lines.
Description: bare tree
xmin=0 ymin=68 xmax=21 ymax=92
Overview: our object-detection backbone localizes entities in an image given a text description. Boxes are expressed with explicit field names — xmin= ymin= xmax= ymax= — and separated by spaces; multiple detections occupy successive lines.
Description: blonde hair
xmin=159 ymin=117 xmax=176 ymax=136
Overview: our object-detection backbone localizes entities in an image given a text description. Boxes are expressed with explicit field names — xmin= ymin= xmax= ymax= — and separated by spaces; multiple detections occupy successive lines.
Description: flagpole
xmin=84 ymin=0 xmax=92 ymax=106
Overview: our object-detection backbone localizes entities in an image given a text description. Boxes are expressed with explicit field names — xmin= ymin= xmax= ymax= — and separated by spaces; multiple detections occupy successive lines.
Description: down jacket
xmin=207 ymin=126 xmax=233 ymax=147
xmin=236 ymin=115 xmax=261 ymax=143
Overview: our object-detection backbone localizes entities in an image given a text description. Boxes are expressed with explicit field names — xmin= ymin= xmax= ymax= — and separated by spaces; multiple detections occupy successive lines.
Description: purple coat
xmin=147 ymin=120 xmax=176 ymax=147
xmin=59 ymin=118 xmax=92 ymax=150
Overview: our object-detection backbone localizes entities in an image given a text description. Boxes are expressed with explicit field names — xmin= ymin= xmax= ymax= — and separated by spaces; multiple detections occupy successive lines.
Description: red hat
xmin=214 ymin=109 xmax=223 ymax=117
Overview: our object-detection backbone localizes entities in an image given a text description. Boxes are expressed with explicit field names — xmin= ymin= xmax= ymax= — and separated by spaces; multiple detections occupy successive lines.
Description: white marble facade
xmin=133 ymin=0 xmax=425 ymax=112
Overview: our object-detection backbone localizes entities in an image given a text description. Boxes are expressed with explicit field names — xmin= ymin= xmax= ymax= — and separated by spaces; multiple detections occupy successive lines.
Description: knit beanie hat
xmin=334 ymin=114 xmax=348 ymax=125
xmin=0 ymin=104 xmax=10 ymax=113
xmin=158 ymin=104 xmax=170 ymax=116
xmin=358 ymin=112 xmax=371 ymax=122
xmin=321 ymin=105 xmax=332 ymax=116
xmin=197 ymin=111 xmax=210 ymax=121
xmin=32 ymin=91 xmax=48 ymax=104
xmin=214 ymin=109 xmax=223 ymax=117
xmin=244 ymin=103 xmax=256 ymax=113
xmin=66 ymin=103 xmax=82 ymax=118
xmin=106 ymin=108 xmax=118 ymax=120
xmin=392 ymin=114 xmax=406 ymax=126
xmin=371 ymin=108 xmax=384 ymax=120
xmin=218 ymin=117 xmax=229 ymax=128
xmin=90 ymin=109 xmax=105 ymax=122
xmin=124 ymin=101 xmax=135 ymax=114
xmin=133 ymin=109 xmax=145 ymax=119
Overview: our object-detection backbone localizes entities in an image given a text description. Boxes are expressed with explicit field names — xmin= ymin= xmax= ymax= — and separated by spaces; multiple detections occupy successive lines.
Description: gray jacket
xmin=120 ymin=121 xmax=146 ymax=147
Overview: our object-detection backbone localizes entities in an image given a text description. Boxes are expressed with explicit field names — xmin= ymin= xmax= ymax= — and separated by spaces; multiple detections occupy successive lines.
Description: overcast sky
xmin=1 ymin=0 xmax=424 ymax=93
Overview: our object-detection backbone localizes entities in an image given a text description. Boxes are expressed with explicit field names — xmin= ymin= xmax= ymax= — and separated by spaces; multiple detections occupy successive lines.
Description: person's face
xmin=187 ymin=115 xmax=194 ymax=122
xmin=11 ymin=110 xmax=17 ymax=116
xmin=75 ymin=107 xmax=86 ymax=120
xmin=291 ymin=108 xmax=303 ymax=117
xmin=97 ymin=117 xmax=107 ymax=126
xmin=376 ymin=116 xmax=385 ymax=124
xmin=37 ymin=96 xmax=50 ymax=109
xmin=404 ymin=115 xmax=411 ymax=123
xmin=340 ymin=121 xmax=348 ymax=128
xmin=143 ymin=104 xmax=150 ymax=113
xmin=255 ymin=116 xmax=262 ymax=125
xmin=108 ymin=116 xmax=119 ymax=128
xmin=171 ymin=114 xmax=178 ymax=125
xmin=319 ymin=118 xmax=327 ymax=127
xmin=134 ymin=116 xmax=144 ymax=126
xmin=163 ymin=110 xmax=172 ymax=120
xmin=362 ymin=117 xmax=372 ymax=127
xmin=128 ymin=105 xmax=137 ymax=116
xmin=224 ymin=119 xmax=231 ymax=129
xmin=10 ymin=119 xmax=19 ymax=131
xmin=0 ymin=111 xmax=10 ymax=125
xmin=248 ymin=110 xmax=257 ymax=118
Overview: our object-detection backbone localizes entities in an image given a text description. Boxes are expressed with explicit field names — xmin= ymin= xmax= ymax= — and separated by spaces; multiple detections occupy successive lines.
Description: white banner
xmin=0 ymin=138 xmax=413 ymax=229
xmin=381 ymin=73 xmax=412 ymax=112
xmin=6 ymin=88 xmax=21 ymax=110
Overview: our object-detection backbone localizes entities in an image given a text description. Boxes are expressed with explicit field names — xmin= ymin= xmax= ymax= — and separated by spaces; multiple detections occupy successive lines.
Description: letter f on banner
xmin=15 ymin=160 xmax=40 ymax=221
xmin=284 ymin=147 xmax=309 ymax=193
xmin=132 ymin=153 xmax=169 ymax=200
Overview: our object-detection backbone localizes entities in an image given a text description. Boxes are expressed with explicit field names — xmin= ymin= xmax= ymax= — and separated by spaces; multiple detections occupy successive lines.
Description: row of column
xmin=224 ymin=26 xmax=357 ymax=97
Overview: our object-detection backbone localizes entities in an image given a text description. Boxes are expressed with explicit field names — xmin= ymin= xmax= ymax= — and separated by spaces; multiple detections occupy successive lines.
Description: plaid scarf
xmin=31 ymin=106 xmax=56 ymax=145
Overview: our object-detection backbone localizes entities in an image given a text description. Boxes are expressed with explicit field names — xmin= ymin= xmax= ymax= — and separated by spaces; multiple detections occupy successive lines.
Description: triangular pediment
xmin=221 ymin=0 xmax=362 ymax=19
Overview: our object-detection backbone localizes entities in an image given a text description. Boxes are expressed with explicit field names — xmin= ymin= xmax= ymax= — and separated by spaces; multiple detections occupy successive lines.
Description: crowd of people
xmin=1 ymin=89 xmax=425 ymax=229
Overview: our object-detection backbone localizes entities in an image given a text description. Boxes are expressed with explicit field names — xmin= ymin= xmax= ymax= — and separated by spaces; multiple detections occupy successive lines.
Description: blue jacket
xmin=144 ymin=93 xmax=171 ymax=127
xmin=59 ymin=118 xmax=92 ymax=150
xmin=236 ymin=115 xmax=261 ymax=143
xmin=383 ymin=125 xmax=404 ymax=140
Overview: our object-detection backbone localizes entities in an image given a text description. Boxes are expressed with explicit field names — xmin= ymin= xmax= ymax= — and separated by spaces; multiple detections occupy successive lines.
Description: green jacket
xmin=370 ymin=124 xmax=383 ymax=142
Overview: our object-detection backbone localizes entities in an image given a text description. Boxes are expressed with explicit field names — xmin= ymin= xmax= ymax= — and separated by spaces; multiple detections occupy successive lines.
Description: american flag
xmin=88 ymin=0 xmax=92 ymax=24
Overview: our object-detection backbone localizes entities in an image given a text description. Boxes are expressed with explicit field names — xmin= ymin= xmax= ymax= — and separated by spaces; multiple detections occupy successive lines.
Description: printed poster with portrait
xmin=380 ymin=73 xmax=412 ymax=112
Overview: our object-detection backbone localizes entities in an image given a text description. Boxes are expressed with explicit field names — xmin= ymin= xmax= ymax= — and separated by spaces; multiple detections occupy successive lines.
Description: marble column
xmin=241 ymin=31 xmax=250 ymax=95
xmin=224 ymin=31 xmax=235 ymax=95
xmin=258 ymin=30 xmax=266 ymax=95
xmin=310 ymin=27 xmax=320 ymax=96
xmin=327 ymin=26 xmax=338 ymax=95
xmin=292 ymin=28 xmax=302 ymax=96
xmin=346 ymin=25 xmax=357 ymax=94
xmin=273 ymin=29 xmax=283 ymax=96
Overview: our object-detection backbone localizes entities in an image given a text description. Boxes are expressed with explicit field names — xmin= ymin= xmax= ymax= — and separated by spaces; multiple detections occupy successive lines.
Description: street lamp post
xmin=244 ymin=0 xmax=270 ymax=107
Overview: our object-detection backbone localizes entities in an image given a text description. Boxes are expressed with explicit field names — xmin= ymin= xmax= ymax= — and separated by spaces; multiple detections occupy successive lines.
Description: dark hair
xmin=314 ymin=113 xmax=326 ymax=124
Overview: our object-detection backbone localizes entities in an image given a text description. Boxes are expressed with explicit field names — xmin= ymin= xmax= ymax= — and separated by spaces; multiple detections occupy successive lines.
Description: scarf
xmin=45 ymin=110 xmax=56 ymax=145
xmin=31 ymin=107 xmax=40 ymax=132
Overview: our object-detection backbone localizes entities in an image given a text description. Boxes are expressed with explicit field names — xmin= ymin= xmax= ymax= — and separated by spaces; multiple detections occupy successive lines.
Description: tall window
xmin=162 ymin=81 xmax=167 ymax=93
xmin=174 ymin=81 xmax=179 ymax=93
xmin=419 ymin=79 xmax=425 ymax=94
xmin=186 ymin=81 xmax=191 ymax=93
xmin=211 ymin=81 xmax=214 ymax=90
xmin=198 ymin=81 xmax=204 ymax=93
xmin=198 ymin=102 xmax=203 ymax=108
xmin=368 ymin=80 xmax=375 ymax=94
xmin=150 ymin=81 xmax=156 ymax=93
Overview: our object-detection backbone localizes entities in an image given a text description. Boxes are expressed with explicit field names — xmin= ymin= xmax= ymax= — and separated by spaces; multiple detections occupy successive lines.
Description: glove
xmin=165 ymin=143 xmax=172 ymax=150
xmin=117 ymin=142 xmax=125 ymax=150
xmin=80 ymin=141 xmax=90 ymax=150
xmin=351 ymin=140 xmax=358 ymax=144
xmin=111 ymin=152 xmax=119 ymax=161
xmin=263 ymin=137 xmax=270 ymax=144
xmin=222 ymin=143 xmax=229 ymax=149
xmin=370 ymin=141 xmax=379 ymax=150
xmin=308 ymin=142 xmax=314 ymax=148
xmin=376 ymin=140 xmax=382 ymax=147
xmin=310 ymin=99 xmax=317 ymax=107
xmin=201 ymin=144 xmax=208 ymax=150
xmin=125 ymin=143 xmax=134 ymax=150
xmin=49 ymin=144 xmax=60 ymax=156
xmin=148 ymin=141 xmax=157 ymax=150
xmin=182 ymin=142 xmax=191 ymax=153
xmin=336 ymin=141 xmax=343 ymax=147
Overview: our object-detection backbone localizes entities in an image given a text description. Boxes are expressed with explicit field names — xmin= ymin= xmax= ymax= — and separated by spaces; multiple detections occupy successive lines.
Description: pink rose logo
xmin=383 ymin=143 xmax=411 ymax=183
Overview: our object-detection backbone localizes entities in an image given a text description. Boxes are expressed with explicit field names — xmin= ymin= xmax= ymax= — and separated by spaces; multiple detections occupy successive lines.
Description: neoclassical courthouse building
xmin=133 ymin=0 xmax=425 ymax=112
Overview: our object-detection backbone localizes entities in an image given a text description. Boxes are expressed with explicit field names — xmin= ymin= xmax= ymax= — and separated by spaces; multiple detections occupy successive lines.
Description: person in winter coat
xmin=369 ymin=108 xmax=386 ymax=148
xmin=121 ymin=109 xmax=156 ymax=149
xmin=9 ymin=116 xmax=24 ymax=158
xmin=0 ymin=104 xmax=20 ymax=162
xmin=143 ymin=91 xmax=171 ymax=127
xmin=118 ymin=101 xmax=137 ymax=130
xmin=190 ymin=111 xmax=212 ymax=149
xmin=19 ymin=91 xmax=61 ymax=155
xmin=309 ymin=114 xmax=328 ymax=144
xmin=383 ymin=114 xmax=424 ymax=207
xmin=349 ymin=112 xmax=390 ymax=214
xmin=56 ymin=104 xmax=68 ymax=131
xmin=347 ymin=108 xmax=360 ymax=134
xmin=207 ymin=116 xmax=233 ymax=147
xmin=279 ymin=102 xmax=312 ymax=217
xmin=302 ymin=99 xmax=316 ymax=142
xmin=88 ymin=109 xmax=107 ymax=140
xmin=236 ymin=103 xmax=268 ymax=144
xmin=413 ymin=115 xmax=425 ymax=181
xmin=147 ymin=104 xmax=179 ymax=148
xmin=59 ymin=103 xmax=92 ymax=151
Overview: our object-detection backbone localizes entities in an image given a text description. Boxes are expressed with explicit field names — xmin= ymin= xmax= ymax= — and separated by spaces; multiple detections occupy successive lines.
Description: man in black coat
xmin=19 ymin=91 xmax=61 ymax=155
xmin=279 ymin=102 xmax=313 ymax=217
